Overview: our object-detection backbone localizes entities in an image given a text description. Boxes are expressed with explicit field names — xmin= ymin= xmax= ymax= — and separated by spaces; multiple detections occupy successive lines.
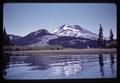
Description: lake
xmin=3 ymin=53 xmax=117 ymax=80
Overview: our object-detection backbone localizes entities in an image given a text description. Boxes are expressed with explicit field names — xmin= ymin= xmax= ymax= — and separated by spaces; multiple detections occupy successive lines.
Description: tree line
xmin=98 ymin=24 xmax=116 ymax=48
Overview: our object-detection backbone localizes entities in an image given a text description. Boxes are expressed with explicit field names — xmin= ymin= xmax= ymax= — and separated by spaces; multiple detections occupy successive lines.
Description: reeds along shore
xmin=3 ymin=45 xmax=116 ymax=51
xmin=4 ymin=48 xmax=117 ymax=55
xmin=3 ymin=45 xmax=63 ymax=51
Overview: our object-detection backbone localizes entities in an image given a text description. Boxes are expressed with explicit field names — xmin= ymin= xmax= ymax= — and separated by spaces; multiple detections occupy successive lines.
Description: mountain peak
xmin=73 ymin=25 xmax=83 ymax=31
xmin=37 ymin=29 xmax=49 ymax=34
xmin=28 ymin=29 xmax=51 ymax=37
xmin=9 ymin=34 xmax=22 ymax=40
xmin=63 ymin=24 xmax=73 ymax=29
xmin=37 ymin=29 xmax=49 ymax=32
xmin=56 ymin=24 xmax=84 ymax=31
xmin=53 ymin=24 xmax=98 ymax=40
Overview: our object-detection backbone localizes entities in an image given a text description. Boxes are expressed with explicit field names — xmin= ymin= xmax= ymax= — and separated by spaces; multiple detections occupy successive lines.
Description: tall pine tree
xmin=3 ymin=26 xmax=11 ymax=46
xmin=109 ymin=29 xmax=114 ymax=48
xmin=98 ymin=24 xmax=104 ymax=48
xmin=110 ymin=29 xmax=113 ymax=41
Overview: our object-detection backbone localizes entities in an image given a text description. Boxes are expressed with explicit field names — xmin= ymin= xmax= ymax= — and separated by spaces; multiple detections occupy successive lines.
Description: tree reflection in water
xmin=98 ymin=53 xmax=116 ymax=77
xmin=110 ymin=53 xmax=115 ymax=76
xmin=98 ymin=54 xmax=104 ymax=77
xmin=3 ymin=53 xmax=11 ymax=78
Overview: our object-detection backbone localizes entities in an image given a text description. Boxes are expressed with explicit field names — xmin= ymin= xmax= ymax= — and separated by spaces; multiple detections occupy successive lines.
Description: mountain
xmin=12 ymin=29 xmax=58 ymax=46
xmin=9 ymin=34 xmax=22 ymax=41
xmin=26 ymin=29 xmax=51 ymax=37
xmin=10 ymin=25 xmax=109 ymax=48
xmin=53 ymin=24 xmax=98 ymax=40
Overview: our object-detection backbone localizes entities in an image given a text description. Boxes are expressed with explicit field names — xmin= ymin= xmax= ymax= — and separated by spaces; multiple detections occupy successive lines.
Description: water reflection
xmin=3 ymin=53 xmax=11 ymax=77
xmin=9 ymin=54 xmax=52 ymax=70
xmin=27 ymin=55 xmax=52 ymax=70
xmin=110 ymin=54 xmax=115 ymax=75
xmin=52 ymin=57 xmax=82 ymax=76
xmin=98 ymin=53 xmax=116 ymax=77
xmin=44 ymin=55 xmax=83 ymax=76
xmin=3 ymin=53 xmax=116 ymax=79
xmin=98 ymin=54 xmax=104 ymax=76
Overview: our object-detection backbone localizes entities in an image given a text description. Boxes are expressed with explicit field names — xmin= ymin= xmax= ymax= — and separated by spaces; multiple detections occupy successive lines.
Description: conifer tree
xmin=98 ymin=24 xmax=104 ymax=48
xmin=110 ymin=29 xmax=113 ymax=41
xmin=109 ymin=29 xmax=114 ymax=48
xmin=3 ymin=26 xmax=11 ymax=46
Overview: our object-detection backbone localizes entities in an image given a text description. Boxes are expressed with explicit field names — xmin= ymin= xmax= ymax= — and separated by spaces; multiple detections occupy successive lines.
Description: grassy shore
xmin=4 ymin=48 xmax=117 ymax=55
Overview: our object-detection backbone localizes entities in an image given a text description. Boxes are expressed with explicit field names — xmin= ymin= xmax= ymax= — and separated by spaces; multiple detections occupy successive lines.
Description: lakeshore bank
xmin=4 ymin=48 xmax=117 ymax=55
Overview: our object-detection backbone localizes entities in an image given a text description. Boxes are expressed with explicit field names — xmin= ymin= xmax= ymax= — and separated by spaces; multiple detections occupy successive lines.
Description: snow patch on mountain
xmin=53 ymin=24 xmax=98 ymax=40
xmin=29 ymin=35 xmax=58 ymax=46
xmin=9 ymin=34 xmax=22 ymax=40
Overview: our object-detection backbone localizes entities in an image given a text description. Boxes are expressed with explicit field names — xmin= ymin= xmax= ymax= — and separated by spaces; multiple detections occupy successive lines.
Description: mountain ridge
xmin=9 ymin=34 xmax=22 ymax=41
xmin=9 ymin=24 xmax=109 ymax=48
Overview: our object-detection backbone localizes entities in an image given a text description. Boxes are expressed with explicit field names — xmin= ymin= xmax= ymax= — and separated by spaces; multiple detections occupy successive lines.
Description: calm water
xmin=3 ymin=53 xmax=117 ymax=79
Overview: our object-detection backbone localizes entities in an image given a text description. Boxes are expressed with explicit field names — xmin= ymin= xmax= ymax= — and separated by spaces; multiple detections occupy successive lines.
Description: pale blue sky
xmin=4 ymin=3 xmax=116 ymax=38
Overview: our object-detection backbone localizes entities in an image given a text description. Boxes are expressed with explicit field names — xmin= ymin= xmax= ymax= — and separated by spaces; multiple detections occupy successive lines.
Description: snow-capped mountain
xmin=53 ymin=24 xmax=98 ymax=40
xmin=10 ymin=24 xmax=109 ymax=48
xmin=9 ymin=34 xmax=22 ymax=40
xmin=12 ymin=29 xmax=58 ymax=46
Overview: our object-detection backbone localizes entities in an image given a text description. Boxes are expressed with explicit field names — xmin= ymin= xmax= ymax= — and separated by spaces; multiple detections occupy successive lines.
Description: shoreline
xmin=4 ymin=48 xmax=117 ymax=55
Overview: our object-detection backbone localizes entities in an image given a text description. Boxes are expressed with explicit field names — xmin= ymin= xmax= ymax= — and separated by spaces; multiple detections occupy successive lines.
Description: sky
xmin=3 ymin=3 xmax=117 ymax=38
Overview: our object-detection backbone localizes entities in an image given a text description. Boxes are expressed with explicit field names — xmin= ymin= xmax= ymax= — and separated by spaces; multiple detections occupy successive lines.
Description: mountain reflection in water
xmin=3 ymin=53 xmax=117 ymax=79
